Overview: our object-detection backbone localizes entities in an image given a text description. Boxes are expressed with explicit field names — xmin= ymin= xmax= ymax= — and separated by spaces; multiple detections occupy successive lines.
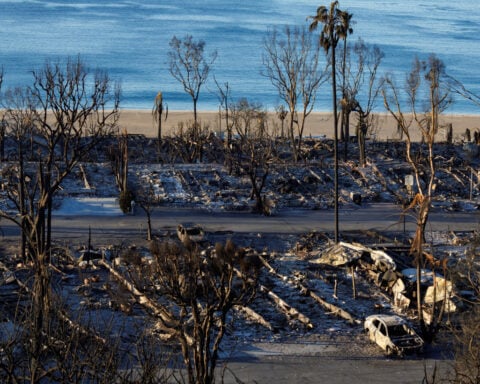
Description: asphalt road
xmin=1 ymin=202 xmax=478 ymax=240
xmin=219 ymin=355 xmax=451 ymax=384
xmin=57 ymin=203 xmax=480 ymax=239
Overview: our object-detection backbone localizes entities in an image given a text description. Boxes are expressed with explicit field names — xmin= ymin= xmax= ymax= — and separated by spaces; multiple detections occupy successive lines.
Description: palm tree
xmin=309 ymin=1 xmax=347 ymax=243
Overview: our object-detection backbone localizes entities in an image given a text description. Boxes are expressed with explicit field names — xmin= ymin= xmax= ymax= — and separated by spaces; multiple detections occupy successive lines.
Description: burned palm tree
xmin=309 ymin=1 xmax=349 ymax=243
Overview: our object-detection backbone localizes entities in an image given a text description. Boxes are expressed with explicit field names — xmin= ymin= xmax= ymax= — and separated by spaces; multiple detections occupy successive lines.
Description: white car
xmin=364 ymin=314 xmax=424 ymax=356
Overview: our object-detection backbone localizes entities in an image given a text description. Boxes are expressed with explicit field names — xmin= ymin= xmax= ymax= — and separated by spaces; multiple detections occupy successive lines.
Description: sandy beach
xmin=118 ymin=109 xmax=480 ymax=142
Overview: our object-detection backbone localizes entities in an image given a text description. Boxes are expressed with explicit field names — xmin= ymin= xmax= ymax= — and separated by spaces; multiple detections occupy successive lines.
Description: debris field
xmin=1 ymin=135 xmax=479 ymax=359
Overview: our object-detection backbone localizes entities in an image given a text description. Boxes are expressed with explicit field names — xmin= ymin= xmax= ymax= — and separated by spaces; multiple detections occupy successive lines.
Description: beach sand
xmin=118 ymin=109 xmax=480 ymax=142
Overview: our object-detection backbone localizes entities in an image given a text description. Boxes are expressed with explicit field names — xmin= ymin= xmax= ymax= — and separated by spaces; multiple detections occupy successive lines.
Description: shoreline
xmin=118 ymin=109 xmax=480 ymax=142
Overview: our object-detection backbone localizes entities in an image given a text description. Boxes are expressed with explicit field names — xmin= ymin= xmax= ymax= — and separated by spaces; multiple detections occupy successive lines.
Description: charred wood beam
xmin=234 ymin=305 xmax=273 ymax=331
xmin=259 ymin=284 xmax=313 ymax=329
xmin=98 ymin=259 xmax=192 ymax=344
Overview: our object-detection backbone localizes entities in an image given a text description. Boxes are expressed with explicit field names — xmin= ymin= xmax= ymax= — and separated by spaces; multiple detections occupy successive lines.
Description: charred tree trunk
xmin=0 ymin=123 xmax=5 ymax=161
xmin=146 ymin=210 xmax=152 ymax=241
xmin=249 ymin=171 xmax=269 ymax=215
xmin=122 ymin=134 xmax=128 ymax=193
xmin=46 ymin=192 xmax=52 ymax=259
xmin=343 ymin=108 xmax=351 ymax=162
xmin=289 ymin=112 xmax=299 ymax=163
xmin=156 ymin=117 xmax=162 ymax=158
xmin=410 ymin=195 xmax=431 ymax=338
xmin=18 ymin=148 xmax=28 ymax=261
xmin=357 ymin=113 xmax=367 ymax=167
xmin=30 ymin=252 xmax=51 ymax=383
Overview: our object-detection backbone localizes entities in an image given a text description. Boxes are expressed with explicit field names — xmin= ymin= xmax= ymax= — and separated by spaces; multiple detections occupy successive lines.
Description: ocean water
xmin=0 ymin=0 xmax=479 ymax=113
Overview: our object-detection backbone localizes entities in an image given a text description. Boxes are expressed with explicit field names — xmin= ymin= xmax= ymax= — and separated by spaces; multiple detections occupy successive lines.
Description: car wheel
xmin=385 ymin=346 xmax=393 ymax=357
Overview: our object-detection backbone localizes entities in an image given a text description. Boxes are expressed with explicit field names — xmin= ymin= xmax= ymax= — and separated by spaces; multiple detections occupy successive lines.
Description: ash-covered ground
xmin=1 ymin=135 xmax=479 ymax=362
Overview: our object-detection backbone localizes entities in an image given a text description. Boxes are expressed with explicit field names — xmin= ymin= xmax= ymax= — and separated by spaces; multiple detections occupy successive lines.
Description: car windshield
xmin=388 ymin=324 xmax=408 ymax=337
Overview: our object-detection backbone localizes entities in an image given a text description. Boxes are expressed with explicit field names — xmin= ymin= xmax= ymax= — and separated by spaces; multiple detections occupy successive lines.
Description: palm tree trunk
xmin=332 ymin=44 xmax=339 ymax=243
xmin=341 ymin=38 xmax=347 ymax=144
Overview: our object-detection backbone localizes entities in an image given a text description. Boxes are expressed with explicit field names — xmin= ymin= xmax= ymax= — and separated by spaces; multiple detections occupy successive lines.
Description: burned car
xmin=364 ymin=314 xmax=424 ymax=356
xmin=177 ymin=223 xmax=205 ymax=243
